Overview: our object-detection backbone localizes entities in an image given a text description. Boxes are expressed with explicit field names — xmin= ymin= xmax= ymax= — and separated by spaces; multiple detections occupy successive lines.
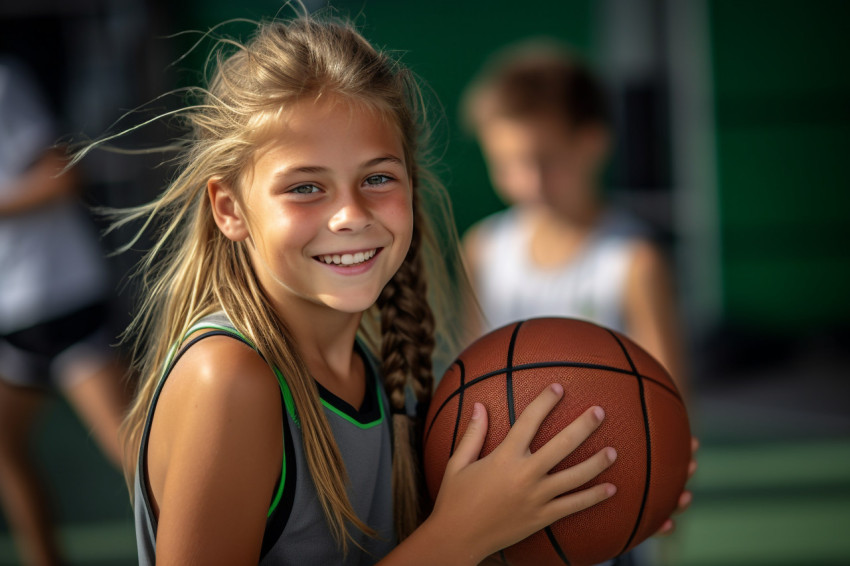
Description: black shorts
xmin=0 ymin=302 xmax=113 ymax=389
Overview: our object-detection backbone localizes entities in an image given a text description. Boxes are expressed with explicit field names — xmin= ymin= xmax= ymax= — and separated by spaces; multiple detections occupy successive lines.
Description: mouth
xmin=314 ymin=248 xmax=380 ymax=266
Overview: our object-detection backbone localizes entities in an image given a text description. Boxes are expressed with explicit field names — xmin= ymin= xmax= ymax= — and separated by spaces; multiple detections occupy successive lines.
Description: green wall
xmin=709 ymin=0 xmax=850 ymax=332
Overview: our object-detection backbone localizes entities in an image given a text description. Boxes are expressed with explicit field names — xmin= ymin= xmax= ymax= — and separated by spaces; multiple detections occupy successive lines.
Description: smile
xmin=316 ymin=248 xmax=378 ymax=266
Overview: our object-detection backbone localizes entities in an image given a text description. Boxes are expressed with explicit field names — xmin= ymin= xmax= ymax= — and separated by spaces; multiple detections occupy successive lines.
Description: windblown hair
xmin=461 ymin=38 xmax=610 ymax=134
xmin=97 ymin=9 xmax=470 ymax=552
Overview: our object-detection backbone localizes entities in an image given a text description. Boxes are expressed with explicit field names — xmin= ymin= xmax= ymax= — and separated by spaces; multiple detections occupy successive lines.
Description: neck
xmin=527 ymin=197 xmax=603 ymax=234
xmin=522 ymin=195 xmax=605 ymax=269
xmin=274 ymin=298 xmax=364 ymax=382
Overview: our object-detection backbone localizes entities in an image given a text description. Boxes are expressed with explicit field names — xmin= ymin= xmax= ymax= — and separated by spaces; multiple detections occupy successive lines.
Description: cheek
xmin=249 ymin=206 xmax=314 ymax=258
xmin=383 ymin=192 xmax=414 ymax=250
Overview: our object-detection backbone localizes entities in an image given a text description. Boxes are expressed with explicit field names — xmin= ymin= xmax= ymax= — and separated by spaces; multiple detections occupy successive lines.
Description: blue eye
xmin=290 ymin=184 xmax=320 ymax=194
xmin=365 ymin=174 xmax=393 ymax=186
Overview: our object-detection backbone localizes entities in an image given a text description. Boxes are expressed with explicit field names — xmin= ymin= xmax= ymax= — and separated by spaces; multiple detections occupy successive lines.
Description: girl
xmin=88 ymin=10 xmax=686 ymax=565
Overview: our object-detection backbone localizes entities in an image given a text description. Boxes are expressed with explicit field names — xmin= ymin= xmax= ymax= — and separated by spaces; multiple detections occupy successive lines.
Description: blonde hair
xmin=94 ymin=8 xmax=471 ymax=552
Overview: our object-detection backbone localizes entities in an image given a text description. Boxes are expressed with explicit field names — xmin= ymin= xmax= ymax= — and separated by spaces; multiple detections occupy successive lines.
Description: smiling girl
xmin=83 ymin=9 xmax=692 ymax=565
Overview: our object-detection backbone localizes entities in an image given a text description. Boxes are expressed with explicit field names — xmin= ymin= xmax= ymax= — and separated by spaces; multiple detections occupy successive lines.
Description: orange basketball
xmin=423 ymin=318 xmax=691 ymax=566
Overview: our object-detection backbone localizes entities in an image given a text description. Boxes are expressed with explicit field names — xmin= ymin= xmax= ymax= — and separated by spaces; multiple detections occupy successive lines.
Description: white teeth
xmin=319 ymin=249 xmax=376 ymax=266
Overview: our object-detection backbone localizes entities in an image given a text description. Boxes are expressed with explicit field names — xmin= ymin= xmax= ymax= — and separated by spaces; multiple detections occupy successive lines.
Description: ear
xmin=208 ymin=178 xmax=249 ymax=242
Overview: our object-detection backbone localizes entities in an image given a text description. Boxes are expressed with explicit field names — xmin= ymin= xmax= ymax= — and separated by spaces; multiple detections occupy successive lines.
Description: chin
xmin=321 ymin=292 xmax=383 ymax=314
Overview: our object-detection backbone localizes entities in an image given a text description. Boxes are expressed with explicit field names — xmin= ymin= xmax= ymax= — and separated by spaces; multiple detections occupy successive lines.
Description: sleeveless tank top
xmin=474 ymin=208 xmax=647 ymax=333
xmin=134 ymin=312 xmax=396 ymax=565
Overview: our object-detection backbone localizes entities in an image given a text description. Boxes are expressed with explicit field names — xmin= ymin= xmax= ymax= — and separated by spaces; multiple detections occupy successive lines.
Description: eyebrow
xmin=275 ymin=155 xmax=405 ymax=177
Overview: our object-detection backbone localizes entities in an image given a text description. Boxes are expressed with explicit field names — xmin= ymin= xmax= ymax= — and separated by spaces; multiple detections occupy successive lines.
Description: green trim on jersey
xmin=166 ymin=320 xmax=291 ymax=518
xmin=320 ymin=378 xmax=386 ymax=429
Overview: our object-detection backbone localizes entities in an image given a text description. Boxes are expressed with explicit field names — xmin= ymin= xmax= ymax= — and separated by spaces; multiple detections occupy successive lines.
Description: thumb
xmin=448 ymin=402 xmax=489 ymax=471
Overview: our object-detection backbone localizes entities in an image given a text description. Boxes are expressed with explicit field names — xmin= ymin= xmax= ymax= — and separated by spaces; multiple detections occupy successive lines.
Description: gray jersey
xmin=134 ymin=312 xmax=396 ymax=565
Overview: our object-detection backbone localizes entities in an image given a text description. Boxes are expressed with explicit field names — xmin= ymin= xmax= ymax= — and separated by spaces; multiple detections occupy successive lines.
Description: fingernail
xmin=471 ymin=402 xmax=483 ymax=420
xmin=550 ymin=383 xmax=564 ymax=395
xmin=593 ymin=406 xmax=605 ymax=421
xmin=606 ymin=447 xmax=617 ymax=462
xmin=606 ymin=483 xmax=617 ymax=497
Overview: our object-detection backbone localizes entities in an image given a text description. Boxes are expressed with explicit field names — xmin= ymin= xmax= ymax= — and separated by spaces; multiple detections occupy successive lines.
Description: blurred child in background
xmin=0 ymin=56 xmax=129 ymax=566
xmin=461 ymin=38 xmax=687 ymax=397
xmin=460 ymin=39 xmax=691 ymax=565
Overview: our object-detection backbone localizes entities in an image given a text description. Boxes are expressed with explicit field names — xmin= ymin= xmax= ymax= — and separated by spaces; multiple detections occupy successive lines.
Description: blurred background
xmin=0 ymin=0 xmax=847 ymax=564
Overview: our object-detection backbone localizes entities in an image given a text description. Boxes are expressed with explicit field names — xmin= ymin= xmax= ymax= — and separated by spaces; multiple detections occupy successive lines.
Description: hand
xmin=654 ymin=436 xmax=699 ymax=536
xmin=426 ymin=383 xmax=617 ymax=563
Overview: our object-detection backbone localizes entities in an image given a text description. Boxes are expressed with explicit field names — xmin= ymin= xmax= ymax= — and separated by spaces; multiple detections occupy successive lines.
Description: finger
xmin=504 ymin=383 xmax=564 ymax=451
xmin=542 ymin=446 xmax=616 ymax=497
xmin=688 ymin=436 xmax=700 ymax=480
xmin=543 ymin=481 xmax=617 ymax=527
xmin=654 ymin=518 xmax=675 ymax=537
xmin=533 ymin=405 xmax=606 ymax=471
xmin=446 ymin=402 xmax=489 ymax=472
xmin=675 ymin=490 xmax=693 ymax=514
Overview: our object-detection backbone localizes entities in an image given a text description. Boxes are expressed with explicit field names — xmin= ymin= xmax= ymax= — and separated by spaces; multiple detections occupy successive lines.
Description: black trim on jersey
xmin=313 ymin=344 xmax=382 ymax=425
xmin=260 ymin=398 xmax=296 ymax=559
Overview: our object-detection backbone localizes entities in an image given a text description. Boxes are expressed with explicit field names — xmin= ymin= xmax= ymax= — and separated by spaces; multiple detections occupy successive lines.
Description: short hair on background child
xmin=461 ymin=38 xmax=611 ymax=134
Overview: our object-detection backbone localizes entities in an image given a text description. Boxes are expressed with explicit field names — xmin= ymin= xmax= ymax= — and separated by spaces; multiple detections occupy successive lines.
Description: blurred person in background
xmin=460 ymin=39 xmax=691 ymax=565
xmin=0 ymin=56 xmax=129 ymax=566
xmin=461 ymin=38 xmax=686 ymax=395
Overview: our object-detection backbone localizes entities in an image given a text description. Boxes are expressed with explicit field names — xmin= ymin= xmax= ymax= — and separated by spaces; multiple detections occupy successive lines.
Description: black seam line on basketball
xmin=606 ymin=329 xmax=651 ymax=556
xmin=506 ymin=321 xmax=523 ymax=426
xmin=497 ymin=549 xmax=509 ymax=564
xmin=448 ymin=360 xmax=466 ymax=458
xmin=544 ymin=525 xmax=572 ymax=565
xmin=423 ymin=360 xmax=679 ymax=444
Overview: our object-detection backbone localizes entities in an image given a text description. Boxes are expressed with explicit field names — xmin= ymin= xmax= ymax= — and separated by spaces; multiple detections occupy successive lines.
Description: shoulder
xmin=462 ymin=208 xmax=517 ymax=269
xmin=622 ymin=239 xmax=677 ymax=328
xmin=165 ymin=333 xmax=281 ymax=416
xmin=146 ymin=332 xmax=284 ymax=514
xmin=626 ymin=239 xmax=671 ymax=286
xmin=145 ymin=332 xmax=285 ymax=561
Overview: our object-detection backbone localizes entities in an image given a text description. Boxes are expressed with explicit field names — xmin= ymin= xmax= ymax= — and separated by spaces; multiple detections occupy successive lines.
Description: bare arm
xmin=623 ymin=241 xmax=689 ymax=402
xmin=146 ymin=336 xmax=283 ymax=565
xmin=623 ymin=243 xmax=697 ymax=537
xmin=0 ymin=148 xmax=79 ymax=216
xmin=460 ymin=222 xmax=488 ymax=341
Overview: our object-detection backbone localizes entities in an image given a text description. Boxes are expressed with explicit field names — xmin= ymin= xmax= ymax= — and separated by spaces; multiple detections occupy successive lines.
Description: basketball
xmin=422 ymin=317 xmax=691 ymax=566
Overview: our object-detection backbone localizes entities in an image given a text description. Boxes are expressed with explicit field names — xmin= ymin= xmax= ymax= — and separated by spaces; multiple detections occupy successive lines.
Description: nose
xmin=328 ymin=189 xmax=373 ymax=233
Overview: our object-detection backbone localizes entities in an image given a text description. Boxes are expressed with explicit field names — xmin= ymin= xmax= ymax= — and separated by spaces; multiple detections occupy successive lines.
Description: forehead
xmin=256 ymin=97 xmax=403 ymax=156
xmin=236 ymin=96 xmax=407 ymax=189
xmin=479 ymin=116 xmax=574 ymax=155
